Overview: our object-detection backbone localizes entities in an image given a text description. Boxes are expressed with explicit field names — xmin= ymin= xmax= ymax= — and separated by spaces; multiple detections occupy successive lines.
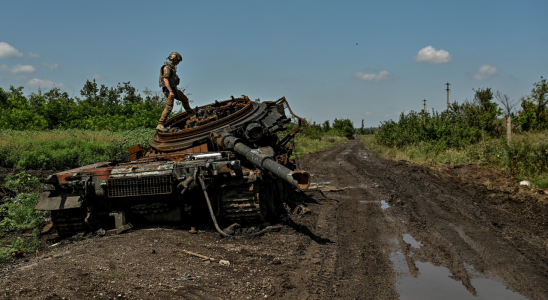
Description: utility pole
xmin=445 ymin=82 xmax=451 ymax=109
xmin=423 ymin=99 xmax=427 ymax=124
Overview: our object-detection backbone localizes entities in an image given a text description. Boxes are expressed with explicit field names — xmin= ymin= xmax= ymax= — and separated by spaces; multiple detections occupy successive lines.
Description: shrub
xmin=0 ymin=193 xmax=46 ymax=232
xmin=0 ymin=81 xmax=185 ymax=131
xmin=0 ymin=129 xmax=155 ymax=170
xmin=375 ymin=88 xmax=502 ymax=149
xmin=4 ymin=172 xmax=41 ymax=193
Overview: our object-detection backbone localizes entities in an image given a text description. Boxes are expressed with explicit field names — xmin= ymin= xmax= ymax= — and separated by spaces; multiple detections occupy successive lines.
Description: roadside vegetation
xmin=282 ymin=117 xmax=356 ymax=155
xmin=365 ymin=76 xmax=548 ymax=188
xmin=0 ymin=172 xmax=45 ymax=264
xmin=0 ymin=128 xmax=155 ymax=170
xmin=0 ymin=80 xmax=185 ymax=131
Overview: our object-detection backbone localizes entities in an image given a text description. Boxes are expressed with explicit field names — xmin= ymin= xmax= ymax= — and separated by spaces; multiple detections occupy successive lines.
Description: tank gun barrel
xmin=222 ymin=136 xmax=310 ymax=190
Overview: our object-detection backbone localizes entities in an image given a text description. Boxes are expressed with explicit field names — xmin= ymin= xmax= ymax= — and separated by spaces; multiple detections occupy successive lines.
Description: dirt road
xmin=1 ymin=140 xmax=547 ymax=299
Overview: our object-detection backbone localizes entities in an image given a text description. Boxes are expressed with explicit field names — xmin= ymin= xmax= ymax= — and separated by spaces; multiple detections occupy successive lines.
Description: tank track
xmin=221 ymin=183 xmax=263 ymax=224
xmin=51 ymin=209 xmax=87 ymax=237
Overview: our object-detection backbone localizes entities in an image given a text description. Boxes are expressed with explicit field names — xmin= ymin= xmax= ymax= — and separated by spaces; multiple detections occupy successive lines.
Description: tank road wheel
xmin=51 ymin=208 xmax=87 ymax=237
xmin=221 ymin=183 xmax=263 ymax=225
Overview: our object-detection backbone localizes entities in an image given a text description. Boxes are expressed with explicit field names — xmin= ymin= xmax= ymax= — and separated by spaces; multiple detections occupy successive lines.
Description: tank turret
xmin=35 ymin=96 xmax=310 ymax=237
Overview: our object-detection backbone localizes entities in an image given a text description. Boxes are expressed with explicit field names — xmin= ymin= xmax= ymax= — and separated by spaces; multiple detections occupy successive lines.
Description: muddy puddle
xmin=390 ymin=236 xmax=528 ymax=300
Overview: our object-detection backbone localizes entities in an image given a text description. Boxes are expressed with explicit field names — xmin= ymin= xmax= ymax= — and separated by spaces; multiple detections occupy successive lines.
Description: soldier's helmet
xmin=167 ymin=52 xmax=183 ymax=62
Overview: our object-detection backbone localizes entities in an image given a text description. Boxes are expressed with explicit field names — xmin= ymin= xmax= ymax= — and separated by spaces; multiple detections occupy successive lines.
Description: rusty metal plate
xmin=107 ymin=176 xmax=172 ymax=198
xmin=35 ymin=191 xmax=82 ymax=211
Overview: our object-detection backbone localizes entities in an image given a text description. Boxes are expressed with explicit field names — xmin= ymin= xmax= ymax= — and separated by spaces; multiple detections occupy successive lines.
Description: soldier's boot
xmin=177 ymin=90 xmax=195 ymax=116
xmin=156 ymin=122 xmax=165 ymax=131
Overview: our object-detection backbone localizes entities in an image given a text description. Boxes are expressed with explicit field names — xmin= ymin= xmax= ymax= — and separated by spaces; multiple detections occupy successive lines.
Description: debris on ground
xmin=307 ymin=183 xmax=348 ymax=192
xmin=0 ymin=186 xmax=15 ymax=203
xmin=219 ymin=260 xmax=231 ymax=266
xmin=293 ymin=205 xmax=311 ymax=215
xmin=177 ymin=274 xmax=197 ymax=281
xmin=41 ymin=220 xmax=53 ymax=234
xmin=223 ymin=223 xmax=241 ymax=235
xmin=520 ymin=180 xmax=532 ymax=188
xmin=12 ymin=248 xmax=25 ymax=258
xmin=94 ymin=228 xmax=106 ymax=237
xmin=182 ymin=249 xmax=215 ymax=261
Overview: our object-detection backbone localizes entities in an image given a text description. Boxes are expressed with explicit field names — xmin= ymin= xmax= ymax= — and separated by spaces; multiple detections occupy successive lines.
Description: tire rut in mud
xmin=281 ymin=142 xmax=398 ymax=299
xmin=282 ymin=139 xmax=547 ymax=299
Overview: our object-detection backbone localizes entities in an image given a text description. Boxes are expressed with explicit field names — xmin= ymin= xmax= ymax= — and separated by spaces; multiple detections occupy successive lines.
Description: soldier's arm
xmin=161 ymin=66 xmax=175 ymax=99
xmin=163 ymin=78 xmax=175 ymax=99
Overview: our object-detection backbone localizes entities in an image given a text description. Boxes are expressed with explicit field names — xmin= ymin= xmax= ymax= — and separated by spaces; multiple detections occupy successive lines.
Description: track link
xmin=51 ymin=209 xmax=87 ymax=237
xmin=221 ymin=183 xmax=262 ymax=224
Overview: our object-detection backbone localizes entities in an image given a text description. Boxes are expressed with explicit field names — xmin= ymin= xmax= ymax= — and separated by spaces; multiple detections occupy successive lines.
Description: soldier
xmin=157 ymin=52 xmax=194 ymax=131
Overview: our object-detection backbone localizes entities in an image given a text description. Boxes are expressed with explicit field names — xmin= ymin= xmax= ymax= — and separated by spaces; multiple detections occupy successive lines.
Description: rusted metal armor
xmin=35 ymin=96 xmax=311 ymax=237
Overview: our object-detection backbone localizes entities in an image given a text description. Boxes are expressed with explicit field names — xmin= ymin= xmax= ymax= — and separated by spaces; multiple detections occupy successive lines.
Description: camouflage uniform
xmin=158 ymin=61 xmax=192 ymax=124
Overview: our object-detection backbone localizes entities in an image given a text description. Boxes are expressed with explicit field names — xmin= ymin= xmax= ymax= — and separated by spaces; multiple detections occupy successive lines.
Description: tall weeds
xmin=0 ymin=129 xmax=154 ymax=170
xmin=363 ymin=131 xmax=548 ymax=188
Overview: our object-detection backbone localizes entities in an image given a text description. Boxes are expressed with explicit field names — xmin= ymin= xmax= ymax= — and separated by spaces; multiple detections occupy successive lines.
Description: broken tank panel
xmin=35 ymin=96 xmax=310 ymax=236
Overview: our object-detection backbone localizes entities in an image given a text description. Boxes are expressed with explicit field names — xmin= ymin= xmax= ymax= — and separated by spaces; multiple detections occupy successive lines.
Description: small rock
xmin=177 ymin=274 xmax=196 ymax=281
xmin=520 ymin=180 xmax=532 ymax=188
xmin=219 ymin=260 xmax=230 ymax=266
xmin=150 ymin=249 xmax=156 ymax=254
xmin=94 ymin=228 xmax=106 ymax=237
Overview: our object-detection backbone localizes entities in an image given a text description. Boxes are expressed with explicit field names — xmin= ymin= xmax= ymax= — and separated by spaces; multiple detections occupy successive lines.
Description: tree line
xmin=0 ymin=80 xmax=175 ymax=131
xmin=375 ymin=76 xmax=548 ymax=149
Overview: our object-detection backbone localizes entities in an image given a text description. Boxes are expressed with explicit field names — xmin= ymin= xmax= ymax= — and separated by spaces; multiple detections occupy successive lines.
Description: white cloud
xmin=473 ymin=65 xmax=498 ymax=81
xmin=93 ymin=74 xmax=104 ymax=79
xmin=11 ymin=64 xmax=36 ymax=73
xmin=364 ymin=111 xmax=372 ymax=115
xmin=0 ymin=42 xmax=23 ymax=58
xmin=42 ymin=63 xmax=58 ymax=70
xmin=28 ymin=78 xmax=63 ymax=88
xmin=28 ymin=52 xmax=40 ymax=58
xmin=414 ymin=46 xmax=452 ymax=64
xmin=354 ymin=70 xmax=390 ymax=82
xmin=0 ymin=65 xmax=9 ymax=72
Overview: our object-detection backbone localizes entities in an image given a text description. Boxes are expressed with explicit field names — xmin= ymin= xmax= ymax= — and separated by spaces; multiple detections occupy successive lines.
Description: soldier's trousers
xmin=159 ymin=89 xmax=192 ymax=123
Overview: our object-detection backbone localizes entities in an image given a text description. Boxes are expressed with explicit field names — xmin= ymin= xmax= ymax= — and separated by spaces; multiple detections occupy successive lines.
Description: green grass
xmin=362 ymin=131 xmax=548 ymax=188
xmin=1 ymin=193 xmax=46 ymax=232
xmin=1 ymin=128 xmax=347 ymax=170
xmin=293 ymin=135 xmax=349 ymax=156
xmin=0 ymin=128 xmax=155 ymax=170
xmin=0 ymin=236 xmax=42 ymax=264
xmin=0 ymin=172 xmax=49 ymax=264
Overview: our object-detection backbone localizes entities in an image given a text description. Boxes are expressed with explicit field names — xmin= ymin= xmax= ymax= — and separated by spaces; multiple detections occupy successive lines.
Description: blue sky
xmin=1 ymin=0 xmax=546 ymax=127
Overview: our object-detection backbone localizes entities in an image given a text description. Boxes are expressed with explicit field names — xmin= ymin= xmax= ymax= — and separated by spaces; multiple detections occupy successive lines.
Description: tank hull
xmin=36 ymin=96 xmax=309 ymax=236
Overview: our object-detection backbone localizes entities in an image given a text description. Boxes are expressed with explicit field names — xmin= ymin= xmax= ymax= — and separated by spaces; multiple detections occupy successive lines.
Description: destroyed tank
xmin=35 ymin=96 xmax=310 ymax=236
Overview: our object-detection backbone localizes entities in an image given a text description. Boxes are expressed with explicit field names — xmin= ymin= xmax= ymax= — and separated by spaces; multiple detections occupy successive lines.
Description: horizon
xmin=1 ymin=0 xmax=546 ymax=127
